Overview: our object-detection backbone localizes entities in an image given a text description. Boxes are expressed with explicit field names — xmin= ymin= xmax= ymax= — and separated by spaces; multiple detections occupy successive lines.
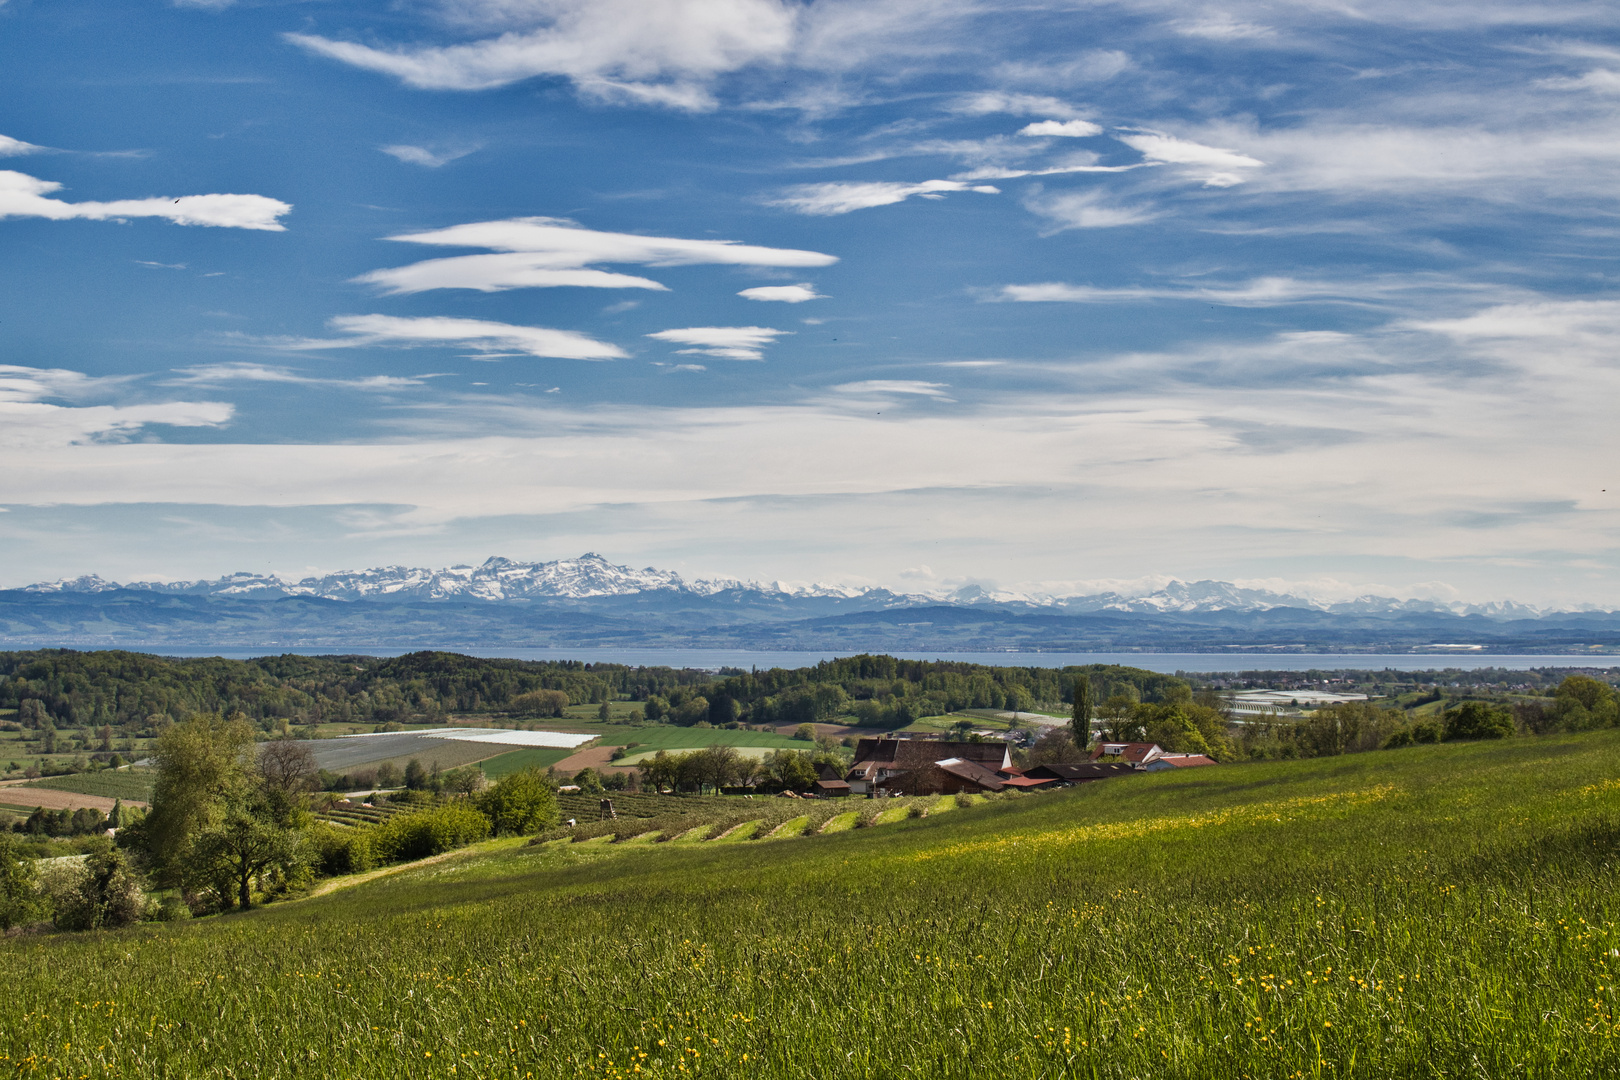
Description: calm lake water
xmin=128 ymin=647 xmax=1618 ymax=674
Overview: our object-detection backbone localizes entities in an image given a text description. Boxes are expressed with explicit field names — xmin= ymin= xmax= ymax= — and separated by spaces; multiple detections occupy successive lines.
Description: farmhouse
xmin=814 ymin=761 xmax=852 ymax=797
xmin=845 ymin=737 xmax=1011 ymax=796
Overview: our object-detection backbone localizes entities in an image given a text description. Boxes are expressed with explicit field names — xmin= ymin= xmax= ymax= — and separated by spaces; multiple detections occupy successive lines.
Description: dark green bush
xmin=307 ymin=822 xmax=377 ymax=876
xmin=370 ymin=804 xmax=490 ymax=862
xmin=1443 ymin=701 xmax=1515 ymax=741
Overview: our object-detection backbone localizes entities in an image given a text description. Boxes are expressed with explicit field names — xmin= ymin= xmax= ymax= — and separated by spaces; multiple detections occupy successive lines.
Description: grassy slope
xmin=4 ymin=733 xmax=1620 ymax=1078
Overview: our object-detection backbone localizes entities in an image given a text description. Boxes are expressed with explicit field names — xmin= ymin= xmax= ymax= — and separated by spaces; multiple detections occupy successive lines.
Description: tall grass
xmin=1 ymin=732 xmax=1618 ymax=1077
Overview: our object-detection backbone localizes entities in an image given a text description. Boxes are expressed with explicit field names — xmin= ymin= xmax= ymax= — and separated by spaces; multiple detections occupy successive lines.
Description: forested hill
xmin=0 ymin=649 xmax=1186 ymax=733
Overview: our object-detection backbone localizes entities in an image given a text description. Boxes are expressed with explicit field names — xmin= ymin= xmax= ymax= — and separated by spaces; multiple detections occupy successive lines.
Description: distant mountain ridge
xmin=13 ymin=553 xmax=1570 ymax=619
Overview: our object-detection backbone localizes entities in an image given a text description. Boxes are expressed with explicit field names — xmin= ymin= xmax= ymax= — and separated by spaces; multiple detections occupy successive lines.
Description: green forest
xmin=0 ymin=648 xmax=1183 ymax=733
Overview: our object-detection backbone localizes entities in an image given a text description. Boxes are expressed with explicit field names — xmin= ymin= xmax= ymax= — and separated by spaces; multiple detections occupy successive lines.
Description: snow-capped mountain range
xmin=12 ymin=553 xmax=1565 ymax=618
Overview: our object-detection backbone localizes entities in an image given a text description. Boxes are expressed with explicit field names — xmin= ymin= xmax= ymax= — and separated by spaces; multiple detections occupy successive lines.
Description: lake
xmin=126 ymin=647 xmax=1619 ymax=674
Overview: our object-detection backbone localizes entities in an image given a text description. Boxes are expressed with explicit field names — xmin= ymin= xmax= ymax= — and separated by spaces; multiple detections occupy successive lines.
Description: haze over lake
xmin=140 ymin=648 xmax=1620 ymax=674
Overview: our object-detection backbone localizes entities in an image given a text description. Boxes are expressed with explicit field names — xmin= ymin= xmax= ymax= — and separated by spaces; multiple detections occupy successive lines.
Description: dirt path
xmin=300 ymin=846 xmax=473 ymax=901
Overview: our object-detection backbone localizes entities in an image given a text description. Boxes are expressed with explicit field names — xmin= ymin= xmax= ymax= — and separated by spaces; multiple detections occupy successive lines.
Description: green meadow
xmin=594 ymin=725 xmax=805 ymax=753
xmin=2 ymin=731 xmax=1619 ymax=1078
xmin=16 ymin=769 xmax=157 ymax=801
xmin=477 ymin=746 xmax=580 ymax=778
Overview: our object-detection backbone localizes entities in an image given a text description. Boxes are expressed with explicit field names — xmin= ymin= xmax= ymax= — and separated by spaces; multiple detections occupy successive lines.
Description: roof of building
xmin=932 ymin=757 xmax=1007 ymax=792
xmin=999 ymin=775 xmax=1057 ymax=788
xmin=852 ymin=737 xmax=1010 ymax=771
xmin=1149 ymin=754 xmax=1217 ymax=768
xmin=1025 ymin=762 xmax=1137 ymax=781
xmin=1089 ymin=741 xmax=1163 ymax=765
xmin=814 ymin=779 xmax=852 ymax=792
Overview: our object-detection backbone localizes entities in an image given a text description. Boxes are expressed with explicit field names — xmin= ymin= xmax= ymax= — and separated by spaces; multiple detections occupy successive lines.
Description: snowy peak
xmin=11 ymin=557 xmax=1582 ymax=618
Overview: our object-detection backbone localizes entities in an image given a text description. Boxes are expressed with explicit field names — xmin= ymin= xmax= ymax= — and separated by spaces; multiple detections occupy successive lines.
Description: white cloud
xmin=380 ymin=144 xmax=479 ymax=168
xmin=831 ymin=380 xmax=952 ymax=398
xmin=357 ymin=216 xmax=836 ymax=294
xmin=0 ymin=135 xmax=46 ymax=157
xmin=995 ymin=276 xmax=1416 ymax=307
xmin=1023 ymin=188 xmax=1156 ymax=230
xmin=167 ymin=363 xmax=430 ymax=390
xmin=272 ymin=315 xmax=626 ymax=360
xmin=647 ymin=325 xmax=789 ymax=360
xmin=768 ymin=179 xmax=1000 ymax=215
xmin=286 ymin=0 xmax=797 ymax=108
xmin=1018 ymin=119 xmax=1102 ymax=137
xmin=0 ymin=365 xmax=232 ymax=448
xmin=952 ymin=160 xmax=1150 ymax=181
xmin=1116 ymin=130 xmax=1264 ymax=185
xmin=949 ymin=92 xmax=1085 ymax=118
xmin=992 ymin=49 xmax=1131 ymax=86
xmin=738 ymin=283 xmax=825 ymax=303
xmin=1185 ymin=120 xmax=1620 ymax=200
xmin=1173 ymin=14 xmax=1275 ymax=40
xmin=8 ymin=291 xmax=1620 ymax=605
xmin=0 ymin=170 xmax=291 ymax=230
xmin=1407 ymin=299 xmax=1620 ymax=344
xmin=1539 ymin=70 xmax=1620 ymax=94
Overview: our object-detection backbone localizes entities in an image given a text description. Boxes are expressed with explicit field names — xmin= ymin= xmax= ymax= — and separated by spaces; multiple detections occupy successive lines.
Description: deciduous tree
xmin=476 ymin=768 xmax=558 ymax=836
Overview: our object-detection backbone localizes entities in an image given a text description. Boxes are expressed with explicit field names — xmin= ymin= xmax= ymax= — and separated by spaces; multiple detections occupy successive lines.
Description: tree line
xmin=0 ymin=713 xmax=563 ymax=932
xmin=0 ymin=649 xmax=1187 ymax=751
xmin=1041 ymin=672 xmax=1620 ymax=765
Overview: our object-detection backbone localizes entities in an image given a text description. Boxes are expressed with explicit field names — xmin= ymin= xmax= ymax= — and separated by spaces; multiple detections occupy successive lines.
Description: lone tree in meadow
xmin=1071 ymin=674 xmax=1094 ymax=749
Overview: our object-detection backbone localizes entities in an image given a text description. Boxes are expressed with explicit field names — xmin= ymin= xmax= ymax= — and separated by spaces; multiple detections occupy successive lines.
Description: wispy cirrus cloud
xmin=259 ymin=315 xmax=626 ymax=360
xmin=1115 ymin=130 xmax=1264 ymax=187
xmin=0 ymin=170 xmax=291 ymax=230
xmin=948 ymin=92 xmax=1087 ymax=118
xmin=993 ymin=276 xmax=1434 ymax=307
xmin=0 ymin=365 xmax=233 ymax=448
xmin=647 ymin=326 xmax=789 ymax=360
xmin=380 ymin=144 xmax=480 ymax=168
xmin=1023 ymin=187 xmax=1155 ymax=230
xmin=831 ymin=379 xmax=952 ymax=399
xmin=357 ymin=217 xmax=836 ymax=294
xmin=287 ymin=0 xmax=796 ymax=108
xmin=166 ymin=363 xmax=433 ymax=390
xmin=768 ymin=179 xmax=1000 ymax=215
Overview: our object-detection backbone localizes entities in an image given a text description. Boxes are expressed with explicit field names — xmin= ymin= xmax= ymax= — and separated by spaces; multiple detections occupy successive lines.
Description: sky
xmin=1 ymin=0 xmax=1618 ymax=607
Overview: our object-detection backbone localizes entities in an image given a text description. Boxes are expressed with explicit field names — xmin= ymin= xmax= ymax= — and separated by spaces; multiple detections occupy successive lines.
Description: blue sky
xmin=1 ymin=0 xmax=1618 ymax=606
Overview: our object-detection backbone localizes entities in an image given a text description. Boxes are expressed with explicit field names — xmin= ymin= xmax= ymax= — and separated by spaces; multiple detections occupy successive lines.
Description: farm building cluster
xmin=815 ymin=736 xmax=1215 ymax=797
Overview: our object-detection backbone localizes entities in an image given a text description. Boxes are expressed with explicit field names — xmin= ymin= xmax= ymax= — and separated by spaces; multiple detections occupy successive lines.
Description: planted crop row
xmin=554 ymin=792 xmax=683 ymax=820
xmin=539 ymin=793 xmax=989 ymax=846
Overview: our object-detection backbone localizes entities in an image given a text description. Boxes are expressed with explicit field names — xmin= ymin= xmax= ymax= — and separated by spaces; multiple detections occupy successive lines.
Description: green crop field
xmin=3 ymin=731 xmax=1620 ymax=1078
xmin=18 ymin=769 xmax=156 ymax=801
xmin=478 ymin=746 xmax=580 ymax=778
xmin=595 ymin=725 xmax=804 ymax=753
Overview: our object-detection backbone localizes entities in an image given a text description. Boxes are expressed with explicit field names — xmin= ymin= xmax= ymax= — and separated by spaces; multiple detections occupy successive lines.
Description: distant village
xmin=811 ymin=734 xmax=1215 ymax=799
